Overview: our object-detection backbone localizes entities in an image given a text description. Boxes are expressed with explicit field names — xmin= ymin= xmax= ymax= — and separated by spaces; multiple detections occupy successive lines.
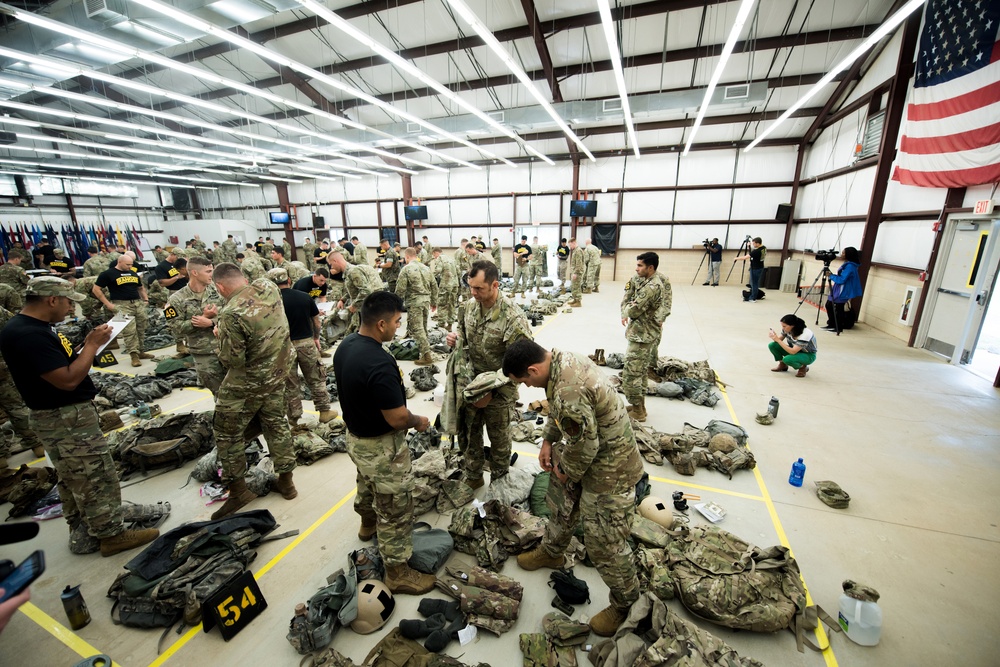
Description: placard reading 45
xmin=202 ymin=571 xmax=267 ymax=641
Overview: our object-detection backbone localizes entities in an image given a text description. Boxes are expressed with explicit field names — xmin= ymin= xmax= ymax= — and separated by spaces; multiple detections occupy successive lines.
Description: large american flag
xmin=893 ymin=0 xmax=1000 ymax=188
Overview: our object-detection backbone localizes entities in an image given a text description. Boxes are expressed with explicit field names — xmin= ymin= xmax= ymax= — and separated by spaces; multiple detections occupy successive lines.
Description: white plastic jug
xmin=838 ymin=594 xmax=882 ymax=646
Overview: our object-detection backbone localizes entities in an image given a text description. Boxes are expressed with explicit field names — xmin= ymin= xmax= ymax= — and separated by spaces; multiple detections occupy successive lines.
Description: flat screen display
xmin=404 ymin=206 xmax=428 ymax=221
xmin=569 ymin=200 xmax=597 ymax=217
xmin=269 ymin=211 xmax=290 ymax=224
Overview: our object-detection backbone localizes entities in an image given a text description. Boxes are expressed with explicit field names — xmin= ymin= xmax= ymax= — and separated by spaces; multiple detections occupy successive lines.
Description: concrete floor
xmin=2 ymin=278 xmax=999 ymax=666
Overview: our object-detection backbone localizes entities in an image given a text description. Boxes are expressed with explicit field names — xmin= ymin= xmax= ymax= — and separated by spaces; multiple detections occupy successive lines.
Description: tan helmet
xmin=638 ymin=496 xmax=675 ymax=529
xmin=350 ymin=580 xmax=395 ymax=634
xmin=708 ymin=433 xmax=738 ymax=454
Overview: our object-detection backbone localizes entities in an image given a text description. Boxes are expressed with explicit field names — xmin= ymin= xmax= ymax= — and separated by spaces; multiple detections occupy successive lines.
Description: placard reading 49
xmin=202 ymin=571 xmax=267 ymax=641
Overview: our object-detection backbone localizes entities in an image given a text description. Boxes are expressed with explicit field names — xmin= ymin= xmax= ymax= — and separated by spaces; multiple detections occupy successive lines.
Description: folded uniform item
xmin=815 ymin=480 xmax=850 ymax=509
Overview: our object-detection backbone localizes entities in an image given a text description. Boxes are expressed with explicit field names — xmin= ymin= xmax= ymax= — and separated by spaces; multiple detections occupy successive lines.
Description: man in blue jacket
xmin=825 ymin=247 xmax=862 ymax=333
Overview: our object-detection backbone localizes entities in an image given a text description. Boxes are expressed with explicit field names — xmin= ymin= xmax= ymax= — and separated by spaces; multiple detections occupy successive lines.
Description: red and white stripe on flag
xmin=893 ymin=0 xmax=1000 ymax=188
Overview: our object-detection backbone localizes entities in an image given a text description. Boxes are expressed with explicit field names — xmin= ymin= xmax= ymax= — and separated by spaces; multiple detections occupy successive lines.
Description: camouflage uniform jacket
xmin=351 ymin=242 xmax=368 ymax=265
xmin=395 ymin=260 xmax=438 ymax=307
xmin=0 ymin=263 xmax=28 ymax=290
xmin=153 ymin=249 xmax=168 ymax=263
xmin=454 ymin=248 xmax=470 ymax=275
xmin=302 ymin=242 xmax=317 ymax=262
xmin=281 ymin=240 xmax=292 ymax=259
xmin=653 ymin=272 xmax=673 ymax=326
xmin=192 ymin=240 xmax=207 ymax=252
xmin=585 ymin=243 xmax=601 ymax=266
xmin=434 ymin=256 xmax=459 ymax=290
xmin=166 ymin=283 xmax=226 ymax=355
xmin=74 ymin=276 xmax=106 ymax=303
xmin=275 ymin=259 xmax=309 ymax=284
xmin=0 ymin=283 xmax=21 ymax=312
xmin=458 ymin=294 xmax=533 ymax=376
xmin=261 ymin=242 xmax=274 ymax=258
xmin=529 ymin=245 xmax=546 ymax=268
xmin=380 ymin=248 xmax=401 ymax=283
xmin=83 ymin=255 xmax=110 ymax=277
xmin=542 ymin=350 xmax=644 ymax=494
xmin=620 ymin=274 xmax=663 ymax=343
xmin=569 ymin=247 xmax=585 ymax=275
xmin=342 ymin=263 xmax=384 ymax=308
xmin=220 ymin=239 xmax=238 ymax=263
xmin=217 ymin=279 xmax=293 ymax=387
xmin=239 ymin=253 xmax=266 ymax=283
xmin=491 ymin=244 xmax=502 ymax=267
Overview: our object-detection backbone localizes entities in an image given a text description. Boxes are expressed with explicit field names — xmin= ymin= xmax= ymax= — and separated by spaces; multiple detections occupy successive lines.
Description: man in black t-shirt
xmin=49 ymin=248 xmax=73 ymax=276
xmin=556 ymin=238 xmax=570 ymax=291
xmin=154 ymin=250 xmax=188 ymax=291
xmin=512 ymin=235 xmax=532 ymax=295
xmin=268 ymin=268 xmax=336 ymax=426
xmin=254 ymin=237 xmax=265 ymax=255
xmin=293 ymin=268 xmax=329 ymax=301
xmin=33 ymin=241 xmax=56 ymax=270
xmin=93 ymin=253 xmax=153 ymax=366
xmin=734 ymin=237 xmax=766 ymax=301
xmin=703 ymin=238 xmax=723 ymax=286
xmin=0 ymin=276 xmax=158 ymax=557
xmin=333 ymin=291 xmax=434 ymax=596
xmin=314 ymin=240 xmax=331 ymax=267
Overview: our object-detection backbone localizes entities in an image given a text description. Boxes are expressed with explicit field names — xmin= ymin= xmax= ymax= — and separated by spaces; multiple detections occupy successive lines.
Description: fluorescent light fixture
xmin=596 ymin=0 xmax=640 ymax=157
xmin=0 ymin=115 xmax=39 ymax=127
xmin=683 ymin=0 xmax=757 ymax=156
xmin=745 ymin=0 xmax=925 ymax=151
xmin=0 ymin=170 xmax=217 ymax=189
xmin=443 ymin=0 xmax=595 ymax=162
xmin=254 ymin=174 xmax=303 ymax=183
xmin=0 ymin=157 xmax=260 ymax=187
xmin=295 ymin=0 xmax=551 ymax=163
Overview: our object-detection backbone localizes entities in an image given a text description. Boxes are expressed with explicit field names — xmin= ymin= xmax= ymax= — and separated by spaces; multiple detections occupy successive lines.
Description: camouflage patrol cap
xmin=27 ymin=276 xmax=85 ymax=301
xmin=462 ymin=371 xmax=510 ymax=403
xmin=266 ymin=267 xmax=289 ymax=284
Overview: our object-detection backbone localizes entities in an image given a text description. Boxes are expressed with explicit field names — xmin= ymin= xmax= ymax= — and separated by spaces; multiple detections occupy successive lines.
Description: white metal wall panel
xmin=622 ymin=153 xmax=679 ymax=187
xmin=883 ymin=177 xmax=946 ymax=214
xmin=344 ymin=202 xmax=378 ymax=228
xmin=516 ymin=194 xmax=561 ymax=225
xmin=802 ymin=110 xmax=865 ymax=178
xmin=677 ymin=151 xmax=737 ymax=186
xmin=735 ymin=146 xmax=798 ymax=183
xmin=674 ymin=189 xmax=733 ymax=220
xmin=871 ymin=220 xmax=935 ymax=269
xmin=796 ymin=167 xmax=877 ymax=219
xmin=619 ymin=224 xmax=672 ymax=248
xmin=843 ymin=29 xmax=903 ymax=108
xmin=621 ymin=191 xmax=675 ymax=221
xmin=731 ymin=187 xmax=793 ymax=220
xmin=791 ymin=220 xmax=865 ymax=252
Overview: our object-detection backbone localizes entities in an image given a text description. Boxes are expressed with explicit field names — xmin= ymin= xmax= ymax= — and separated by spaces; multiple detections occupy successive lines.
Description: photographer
xmin=702 ymin=238 xmax=722 ymax=286
xmin=824 ymin=247 xmax=862 ymax=333
xmin=734 ymin=237 xmax=766 ymax=301
xmin=768 ymin=314 xmax=817 ymax=377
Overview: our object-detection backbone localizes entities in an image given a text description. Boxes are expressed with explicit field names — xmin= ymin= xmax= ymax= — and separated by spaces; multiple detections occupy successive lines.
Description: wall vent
xmin=724 ymin=84 xmax=750 ymax=100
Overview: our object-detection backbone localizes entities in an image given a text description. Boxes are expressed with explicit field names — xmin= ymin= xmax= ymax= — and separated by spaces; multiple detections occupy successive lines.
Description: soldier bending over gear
xmin=504 ymin=338 xmax=643 ymax=637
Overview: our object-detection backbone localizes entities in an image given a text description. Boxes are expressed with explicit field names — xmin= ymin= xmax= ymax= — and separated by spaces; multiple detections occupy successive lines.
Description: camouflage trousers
xmin=585 ymin=262 xmax=601 ymax=291
xmin=30 ymin=402 xmax=123 ymax=539
xmin=0 ymin=365 xmax=44 ymax=460
xmin=347 ymin=429 xmax=414 ymax=566
xmin=286 ymin=338 xmax=331 ymax=420
xmin=112 ymin=299 xmax=148 ymax=355
xmin=460 ymin=389 xmax=514 ymax=479
xmin=147 ymin=282 xmax=170 ymax=309
xmin=541 ymin=473 xmax=639 ymax=610
xmin=436 ymin=288 xmax=457 ymax=329
xmin=405 ymin=303 xmax=431 ymax=357
xmin=191 ymin=353 xmax=226 ymax=396
xmin=571 ymin=269 xmax=583 ymax=300
xmin=512 ymin=264 xmax=529 ymax=292
xmin=214 ymin=381 xmax=295 ymax=484
xmin=81 ymin=301 xmax=108 ymax=324
xmin=528 ymin=264 xmax=543 ymax=289
xmin=386 ymin=280 xmax=397 ymax=295
xmin=623 ymin=339 xmax=656 ymax=404
xmin=557 ymin=260 xmax=568 ymax=284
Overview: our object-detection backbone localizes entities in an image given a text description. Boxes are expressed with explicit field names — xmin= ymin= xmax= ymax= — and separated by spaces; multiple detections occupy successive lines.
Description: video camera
xmin=815 ymin=249 xmax=838 ymax=264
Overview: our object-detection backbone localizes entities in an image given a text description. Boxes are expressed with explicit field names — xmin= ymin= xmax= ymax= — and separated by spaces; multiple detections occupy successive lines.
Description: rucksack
xmin=549 ymin=569 xmax=590 ymax=605
xmin=667 ymin=525 xmax=839 ymax=652
xmin=110 ymin=411 xmax=215 ymax=477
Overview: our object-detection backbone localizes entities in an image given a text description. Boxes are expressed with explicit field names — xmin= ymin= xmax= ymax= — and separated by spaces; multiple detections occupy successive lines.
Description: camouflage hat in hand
xmin=462 ymin=371 xmax=510 ymax=403
xmin=27 ymin=276 xmax=84 ymax=302
xmin=266 ymin=267 xmax=289 ymax=285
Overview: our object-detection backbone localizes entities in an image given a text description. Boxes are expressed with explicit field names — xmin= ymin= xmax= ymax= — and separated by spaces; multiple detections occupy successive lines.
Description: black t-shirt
xmin=343 ymin=242 xmax=355 ymax=255
xmin=514 ymin=243 xmax=532 ymax=263
xmin=49 ymin=258 xmax=72 ymax=275
xmin=293 ymin=275 xmax=327 ymax=299
xmin=280 ymin=287 xmax=320 ymax=341
xmin=474 ymin=241 xmax=486 ymax=251
xmin=708 ymin=243 xmax=723 ymax=261
xmin=254 ymin=241 xmax=265 ymax=255
xmin=0 ymin=314 xmax=98 ymax=409
xmin=333 ymin=333 xmax=405 ymax=438
xmin=34 ymin=245 xmax=56 ymax=268
xmin=557 ymin=245 xmax=569 ymax=260
xmin=314 ymin=247 xmax=330 ymax=265
xmin=749 ymin=246 xmax=766 ymax=270
xmin=154 ymin=260 xmax=188 ymax=291
xmin=96 ymin=266 xmax=143 ymax=300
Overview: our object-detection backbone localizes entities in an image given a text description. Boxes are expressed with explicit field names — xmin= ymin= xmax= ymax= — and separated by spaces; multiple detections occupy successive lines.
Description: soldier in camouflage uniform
xmin=528 ymin=236 xmax=546 ymax=291
xmin=271 ymin=247 xmax=309 ymax=283
xmin=152 ymin=246 xmax=168 ymax=264
xmin=504 ymin=339 xmax=643 ymax=637
xmin=0 ymin=305 xmax=46 ymax=467
xmin=0 ymin=253 xmax=29 ymax=293
xmin=166 ymin=257 xmax=226 ymax=395
xmin=74 ymin=276 xmax=108 ymax=323
xmin=0 ymin=278 xmax=158 ymax=556
xmin=281 ymin=237 xmax=293 ymax=262
xmin=620 ymin=252 xmax=666 ymax=422
xmin=83 ymin=246 xmax=110 ymax=278
xmin=261 ymin=238 xmax=275 ymax=263
xmin=584 ymin=239 xmax=602 ymax=293
xmin=395 ymin=248 xmax=438 ymax=366
xmin=491 ymin=238 xmax=503 ymax=273
xmin=210 ymin=263 xmax=297 ymax=519
xmin=446 ymin=261 xmax=533 ymax=488
xmin=378 ymin=238 xmax=401 ymax=293
xmin=302 ymin=237 xmax=317 ymax=271
xmin=219 ymin=235 xmax=238 ymax=265
xmin=92 ymin=253 xmax=153 ymax=367
xmin=649 ymin=270 xmax=673 ymax=378
xmin=0 ymin=283 xmax=22 ymax=313
xmin=350 ymin=236 xmax=368 ymax=265
xmin=431 ymin=247 xmax=459 ymax=331
xmin=327 ymin=252 xmax=383 ymax=335
xmin=236 ymin=249 xmax=266 ymax=283
xmin=333 ymin=291 xmax=436 ymax=595
xmin=567 ymin=238 xmax=585 ymax=306
xmin=192 ymin=235 xmax=207 ymax=253
xmin=512 ymin=235 xmax=532 ymax=295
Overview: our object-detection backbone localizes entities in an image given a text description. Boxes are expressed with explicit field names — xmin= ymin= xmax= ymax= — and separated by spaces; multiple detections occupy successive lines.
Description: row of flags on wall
xmin=0 ymin=224 xmax=145 ymax=264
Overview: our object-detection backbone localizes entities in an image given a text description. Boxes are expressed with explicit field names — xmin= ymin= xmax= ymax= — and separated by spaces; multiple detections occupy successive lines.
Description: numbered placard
xmin=93 ymin=351 xmax=118 ymax=368
xmin=202 ymin=571 xmax=267 ymax=641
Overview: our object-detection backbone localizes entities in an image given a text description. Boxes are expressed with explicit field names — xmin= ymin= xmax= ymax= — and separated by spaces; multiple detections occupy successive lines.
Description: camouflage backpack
xmin=110 ymin=411 xmax=215 ymax=477
xmin=667 ymin=525 xmax=839 ymax=652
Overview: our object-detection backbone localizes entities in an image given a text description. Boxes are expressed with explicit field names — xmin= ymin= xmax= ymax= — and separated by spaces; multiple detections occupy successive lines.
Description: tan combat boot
xmin=567 ymin=299 xmax=582 ymax=307
xmin=106 ymin=338 xmax=120 ymax=350
xmin=138 ymin=351 xmax=155 ymax=360
xmin=384 ymin=563 xmax=436 ymax=595
xmin=414 ymin=352 xmax=435 ymax=366
xmin=516 ymin=546 xmax=565 ymax=571
xmin=466 ymin=475 xmax=484 ymax=490
xmin=319 ymin=409 xmax=339 ymax=423
xmin=358 ymin=515 xmax=377 ymax=541
xmin=592 ymin=287 xmax=599 ymax=293
xmin=31 ymin=446 xmax=45 ymax=457
xmin=626 ymin=399 xmax=647 ymax=422
xmin=210 ymin=478 xmax=258 ymax=520
xmin=275 ymin=472 xmax=297 ymax=500
xmin=589 ymin=605 xmax=629 ymax=637
xmin=100 ymin=527 xmax=160 ymax=557
xmin=173 ymin=342 xmax=189 ymax=359
xmin=596 ymin=349 xmax=606 ymax=366
xmin=130 ymin=352 xmax=141 ymax=367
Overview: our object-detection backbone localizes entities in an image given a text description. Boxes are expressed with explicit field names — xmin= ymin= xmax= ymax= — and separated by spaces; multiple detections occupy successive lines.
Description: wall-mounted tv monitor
xmin=404 ymin=205 xmax=428 ymax=221
xmin=569 ymin=200 xmax=597 ymax=218
xmin=269 ymin=211 xmax=290 ymax=225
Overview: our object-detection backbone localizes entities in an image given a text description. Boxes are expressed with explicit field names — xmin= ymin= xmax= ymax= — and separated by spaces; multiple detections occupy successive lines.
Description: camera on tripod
xmin=702 ymin=238 xmax=711 ymax=246
xmin=815 ymin=249 xmax=838 ymax=264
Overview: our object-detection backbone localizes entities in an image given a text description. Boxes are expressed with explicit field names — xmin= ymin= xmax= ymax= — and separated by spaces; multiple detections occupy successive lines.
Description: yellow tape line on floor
xmin=717 ymin=378 xmax=839 ymax=667
xmin=149 ymin=488 xmax=358 ymax=667
xmin=19 ymin=602 xmax=121 ymax=667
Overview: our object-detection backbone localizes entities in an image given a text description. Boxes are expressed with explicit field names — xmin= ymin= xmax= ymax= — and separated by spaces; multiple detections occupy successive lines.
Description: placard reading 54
xmin=202 ymin=571 xmax=267 ymax=641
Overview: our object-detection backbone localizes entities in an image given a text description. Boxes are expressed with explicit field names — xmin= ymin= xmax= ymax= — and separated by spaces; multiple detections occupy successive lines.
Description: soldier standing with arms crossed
xmin=584 ymin=239 xmax=602 ymax=293
xmin=378 ymin=239 xmax=401 ymax=294
xmin=334 ymin=292 xmax=436 ymax=595
xmin=165 ymin=257 xmax=226 ymax=395
xmin=620 ymin=252 xmax=665 ymax=422
xmin=511 ymin=236 xmax=532 ymax=297
xmin=209 ymin=264 xmax=298 ymax=519
xmin=395 ymin=248 xmax=438 ymax=367
xmin=432 ymin=247 xmax=459 ymax=331
xmin=446 ymin=261 xmax=532 ymax=488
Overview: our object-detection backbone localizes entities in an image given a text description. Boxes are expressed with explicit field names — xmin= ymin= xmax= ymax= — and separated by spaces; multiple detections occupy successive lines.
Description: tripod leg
xmin=691 ymin=251 xmax=709 ymax=286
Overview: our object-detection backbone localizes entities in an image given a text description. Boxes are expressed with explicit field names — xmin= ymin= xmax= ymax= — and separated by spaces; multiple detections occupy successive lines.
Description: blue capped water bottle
xmin=789 ymin=458 xmax=805 ymax=487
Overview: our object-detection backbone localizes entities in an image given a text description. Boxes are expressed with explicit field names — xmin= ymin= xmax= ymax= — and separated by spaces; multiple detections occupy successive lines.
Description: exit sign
xmin=974 ymin=199 xmax=995 ymax=215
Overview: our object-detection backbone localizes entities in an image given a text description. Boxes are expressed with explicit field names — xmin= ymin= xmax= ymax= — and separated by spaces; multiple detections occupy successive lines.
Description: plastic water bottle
xmin=767 ymin=396 xmax=780 ymax=418
xmin=839 ymin=582 xmax=882 ymax=646
xmin=788 ymin=458 xmax=805 ymax=487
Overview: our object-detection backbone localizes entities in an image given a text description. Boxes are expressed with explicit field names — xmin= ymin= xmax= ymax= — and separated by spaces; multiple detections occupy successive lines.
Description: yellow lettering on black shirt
xmin=116 ymin=275 xmax=140 ymax=286
xmin=58 ymin=332 xmax=73 ymax=357
xmin=309 ymin=289 xmax=321 ymax=298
